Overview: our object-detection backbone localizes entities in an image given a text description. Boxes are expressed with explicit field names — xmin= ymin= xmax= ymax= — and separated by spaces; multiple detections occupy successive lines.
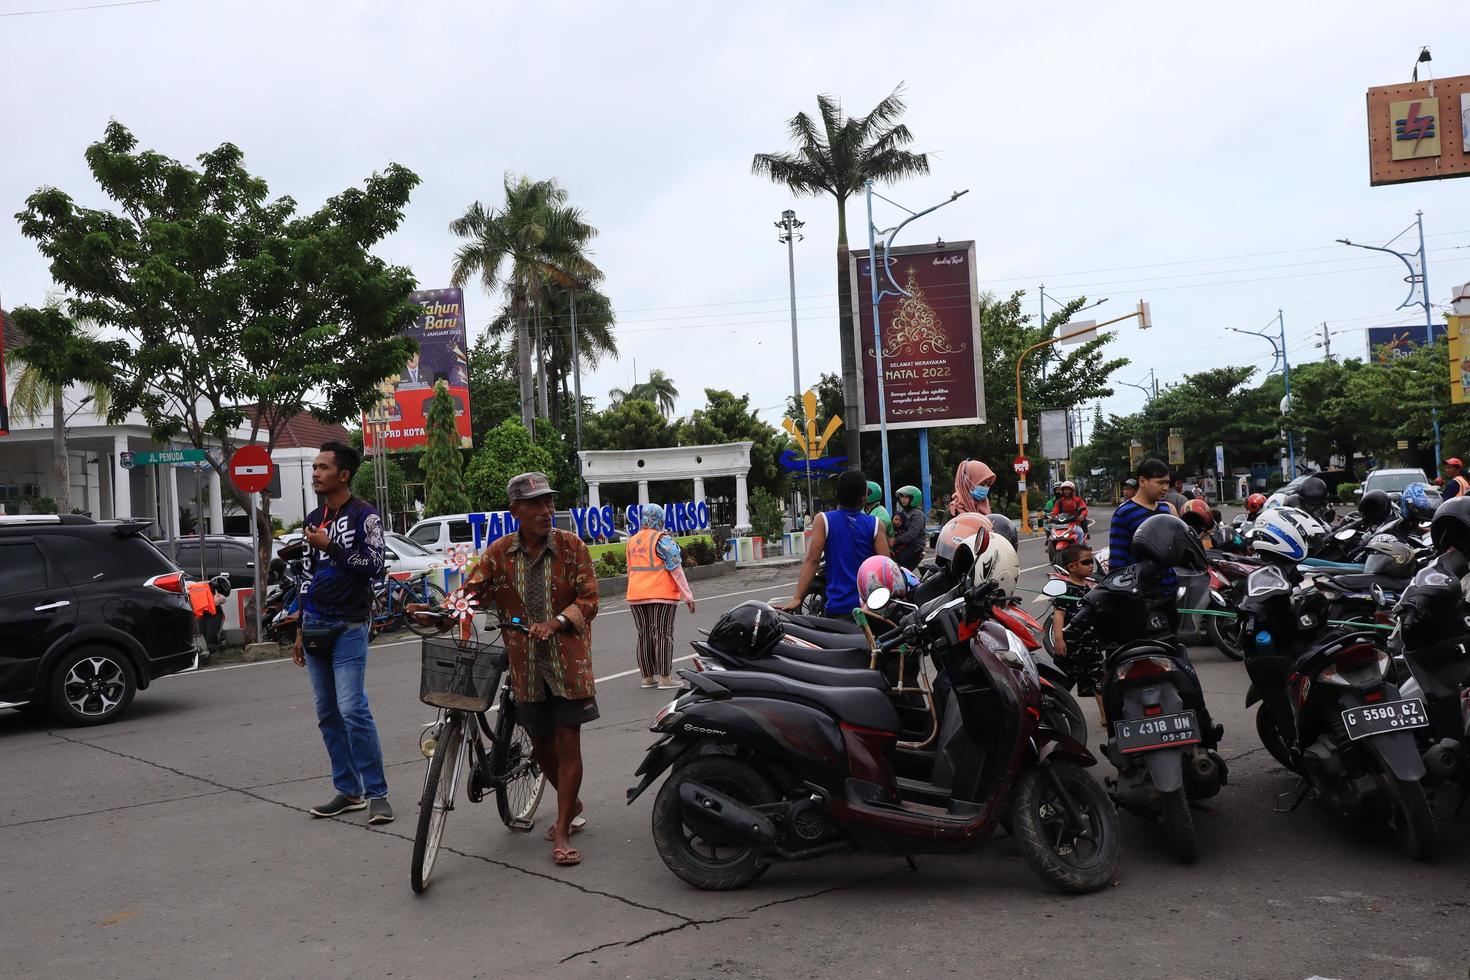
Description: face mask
xmin=971 ymin=486 xmax=990 ymax=502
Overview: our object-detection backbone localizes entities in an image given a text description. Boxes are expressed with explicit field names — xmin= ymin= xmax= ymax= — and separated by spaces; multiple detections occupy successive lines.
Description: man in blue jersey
xmin=1108 ymin=457 xmax=1176 ymax=572
xmin=778 ymin=469 xmax=890 ymax=617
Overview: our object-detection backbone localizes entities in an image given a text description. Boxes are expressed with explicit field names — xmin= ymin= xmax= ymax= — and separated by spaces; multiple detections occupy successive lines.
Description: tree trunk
xmin=516 ymin=303 xmax=535 ymax=432
xmin=534 ymin=302 xmax=551 ymax=422
xmin=52 ymin=391 xmax=70 ymax=513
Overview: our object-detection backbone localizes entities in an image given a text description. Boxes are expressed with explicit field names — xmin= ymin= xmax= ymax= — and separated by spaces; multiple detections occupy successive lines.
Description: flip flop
xmin=553 ymin=846 xmax=581 ymax=866
xmin=544 ymin=815 xmax=587 ymax=841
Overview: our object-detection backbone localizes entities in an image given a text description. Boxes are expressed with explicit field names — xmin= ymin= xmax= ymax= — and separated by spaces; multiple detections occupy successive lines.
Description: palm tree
xmin=450 ymin=175 xmax=602 ymax=432
xmin=752 ymin=84 xmax=929 ymax=463
xmin=609 ymin=369 xmax=679 ymax=417
xmin=486 ymin=285 xmax=618 ymax=428
xmin=8 ymin=300 xmax=110 ymax=514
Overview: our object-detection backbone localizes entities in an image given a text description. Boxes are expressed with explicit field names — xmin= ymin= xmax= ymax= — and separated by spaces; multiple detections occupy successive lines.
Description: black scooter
xmin=1057 ymin=560 xmax=1227 ymax=863
xmin=628 ymin=581 xmax=1121 ymax=893
xmin=1241 ymin=564 xmax=1436 ymax=859
xmin=1393 ymin=552 xmax=1470 ymax=808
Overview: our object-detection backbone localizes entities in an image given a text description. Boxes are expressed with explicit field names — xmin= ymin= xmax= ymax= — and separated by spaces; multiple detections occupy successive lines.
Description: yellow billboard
xmin=1450 ymin=316 xmax=1470 ymax=405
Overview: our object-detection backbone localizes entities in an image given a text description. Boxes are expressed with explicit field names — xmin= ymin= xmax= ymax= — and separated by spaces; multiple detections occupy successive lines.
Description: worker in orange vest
xmin=1443 ymin=457 xmax=1470 ymax=499
xmin=627 ymin=504 xmax=696 ymax=689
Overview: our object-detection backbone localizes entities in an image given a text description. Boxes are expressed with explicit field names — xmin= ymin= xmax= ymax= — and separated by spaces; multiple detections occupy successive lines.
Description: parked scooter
xmin=629 ymin=533 xmax=1121 ymax=894
xmin=1060 ymin=515 xmax=1227 ymax=863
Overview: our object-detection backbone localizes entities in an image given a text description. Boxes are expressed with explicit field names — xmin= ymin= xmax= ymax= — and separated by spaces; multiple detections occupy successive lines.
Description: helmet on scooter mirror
xmin=1270 ymin=506 xmax=1328 ymax=551
xmin=1400 ymin=482 xmax=1440 ymax=522
xmin=975 ymin=532 xmax=1021 ymax=594
xmin=933 ymin=513 xmax=991 ymax=579
xmin=1132 ymin=514 xmax=1208 ymax=572
xmin=1358 ymin=489 xmax=1392 ymax=527
xmin=855 ymin=555 xmax=916 ymax=610
xmin=1180 ymin=497 xmax=1213 ymax=531
xmin=1298 ymin=476 xmax=1329 ymax=505
xmin=1430 ymin=495 xmax=1470 ymax=554
xmin=1245 ymin=492 xmax=1267 ymax=517
xmin=1361 ymin=533 xmax=1415 ymax=577
xmin=1247 ymin=510 xmax=1312 ymax=562
xmin=706 ymin=600 xmax=784 ymax=659
xmin=986 ymin=513 xmax=1020 ymax=550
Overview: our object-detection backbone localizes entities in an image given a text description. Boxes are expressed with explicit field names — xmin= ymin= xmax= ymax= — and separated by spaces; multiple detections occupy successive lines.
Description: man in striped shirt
xmin=1108 ymin=458 xmax=1176 ymax=572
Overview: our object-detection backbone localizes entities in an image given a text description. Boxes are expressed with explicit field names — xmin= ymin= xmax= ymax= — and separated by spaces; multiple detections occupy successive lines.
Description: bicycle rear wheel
xmin=404 ymin=581 xmax=451 ymax=638
xmin=492 ymin=696 xmax=546 ymax=829
xmin=411 ymin=714 xmax=464 ymax=894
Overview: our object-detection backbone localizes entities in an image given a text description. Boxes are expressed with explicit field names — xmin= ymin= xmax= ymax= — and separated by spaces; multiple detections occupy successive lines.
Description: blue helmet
xmin=1399 ymin=482 xmax=1441 ymax=522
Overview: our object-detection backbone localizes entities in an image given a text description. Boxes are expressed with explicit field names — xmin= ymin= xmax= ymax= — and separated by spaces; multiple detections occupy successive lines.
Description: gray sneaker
xmin=310 ymin=793 xmax=367 ymax=818
xmin=368 ymin=798 xmax=395 ymax=825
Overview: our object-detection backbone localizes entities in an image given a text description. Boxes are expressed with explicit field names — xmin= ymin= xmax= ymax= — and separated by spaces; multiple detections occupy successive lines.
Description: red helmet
xmin=1246 ymin=492 xmax=1267 ymax=516
xmin=1181 ymin=497 xmax=1214 ymax=530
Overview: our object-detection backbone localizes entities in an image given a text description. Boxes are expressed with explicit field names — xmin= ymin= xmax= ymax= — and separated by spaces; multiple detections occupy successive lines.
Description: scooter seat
xmin=770 ymin=639 xmax=872 ymax=670
xmin=780 ymin=612 xmax=865 ymax=635
xmin=709 ymin=670 xmax=902 ymax=732
xmin=756 ymin=655 xmax=888 ymax=691
xmin=779 ymin=622 xmax=872 ymax=652
xmin=1326 ymin=572 xmax=1408 ymax=594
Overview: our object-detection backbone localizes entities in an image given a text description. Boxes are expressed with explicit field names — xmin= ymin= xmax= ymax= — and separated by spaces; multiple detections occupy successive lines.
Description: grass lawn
xmin=588 ymin=534 xmax=713 ymax=563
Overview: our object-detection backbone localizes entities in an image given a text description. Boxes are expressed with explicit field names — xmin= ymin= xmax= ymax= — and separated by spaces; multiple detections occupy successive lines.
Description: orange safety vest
xmin=186 ymin=581 xmax=217 ymax=618
xmin=626 ymin=529 xmax=680 ymax=602
xmin=1454 ymin=475 xmax=1470 ymax=497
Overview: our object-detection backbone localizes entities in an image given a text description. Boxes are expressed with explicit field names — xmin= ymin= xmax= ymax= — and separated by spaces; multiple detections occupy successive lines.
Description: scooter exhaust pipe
xmin=678 ymin=781 xmax=776 ymax=845
xmin=1422 ymin=739 xmax=1462 ymax=783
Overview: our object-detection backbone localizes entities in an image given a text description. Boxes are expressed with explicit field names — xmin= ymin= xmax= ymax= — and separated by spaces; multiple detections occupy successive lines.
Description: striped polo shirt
xmin=1107 ymin=498 xmax=1174 ymax=573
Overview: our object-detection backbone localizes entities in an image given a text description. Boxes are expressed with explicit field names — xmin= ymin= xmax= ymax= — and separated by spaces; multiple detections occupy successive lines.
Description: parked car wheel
xmin=48 ymin=645 xmax=138 ymax=726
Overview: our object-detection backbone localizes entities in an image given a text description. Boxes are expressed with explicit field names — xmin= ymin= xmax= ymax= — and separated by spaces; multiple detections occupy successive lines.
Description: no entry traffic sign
xmin=229 ymin=445 xmax=275 ymax=495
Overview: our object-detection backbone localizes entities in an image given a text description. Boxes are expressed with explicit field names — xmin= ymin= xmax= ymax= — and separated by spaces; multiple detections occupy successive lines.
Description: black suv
xmin=0 ymin=515 xmax=197 ymax=726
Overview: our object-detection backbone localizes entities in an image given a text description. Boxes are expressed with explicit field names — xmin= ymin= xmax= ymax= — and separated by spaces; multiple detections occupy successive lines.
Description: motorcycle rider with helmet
xmin=865 ymin=480 xmax=895 ymax=548
xmin=778 ymin=470 xmax=890 ymax=617
xmin=1048 ymin=480 xmax=1089 ymax=524
xmin=890 ymin=484 xmax=927 ymax=570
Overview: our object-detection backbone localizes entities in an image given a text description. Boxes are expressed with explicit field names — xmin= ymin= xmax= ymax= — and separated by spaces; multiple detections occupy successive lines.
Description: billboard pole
xmin=862 ymin=181 xmax=969 ymax=512
xmin=568 ymin=288 xmax=586 ymax=508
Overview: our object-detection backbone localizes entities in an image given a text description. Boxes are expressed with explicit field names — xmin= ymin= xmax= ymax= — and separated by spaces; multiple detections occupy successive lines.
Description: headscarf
xmin=640 ymin=504 xmax=666 ymax=531
xmin=949 ymin=460 xmax=997 ymax=516
xmin=640 ymin=504 xmax=682 ymax=571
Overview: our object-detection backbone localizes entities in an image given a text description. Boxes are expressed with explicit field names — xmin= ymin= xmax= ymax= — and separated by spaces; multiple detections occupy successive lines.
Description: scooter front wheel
xmin=652 ymin=756 xmax=776 ymax=890
xmin=1010 ymin=762 xmax=1120 ymax=894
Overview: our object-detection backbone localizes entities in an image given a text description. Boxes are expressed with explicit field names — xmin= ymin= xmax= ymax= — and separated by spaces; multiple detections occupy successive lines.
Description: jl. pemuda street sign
xmin=121 ymin=448 xmax=210 ymax=469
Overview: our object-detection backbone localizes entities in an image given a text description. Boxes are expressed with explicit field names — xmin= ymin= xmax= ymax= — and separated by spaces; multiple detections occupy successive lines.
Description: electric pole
xmin=776 ymin=209 xmax=810 ymax=516
xmin=1320 ymin=321 xmax=1333 ymax=362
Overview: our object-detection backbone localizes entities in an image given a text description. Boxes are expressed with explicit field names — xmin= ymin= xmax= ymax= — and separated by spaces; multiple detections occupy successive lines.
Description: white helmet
xmin=1248 ymin=510 xmax=1313 ymax=562
xmin=972 ymin=530 xmax=1020 ymax=594
xmin=1272 ymin=506 xmax=1327 ymax=551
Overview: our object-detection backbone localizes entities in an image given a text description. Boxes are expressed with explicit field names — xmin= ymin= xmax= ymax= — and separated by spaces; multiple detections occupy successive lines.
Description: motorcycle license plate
xmin=1113 ymin=710 xmax=1201 ymax=754
xmin=1340 ymin=698 xmax=1429 ymax=740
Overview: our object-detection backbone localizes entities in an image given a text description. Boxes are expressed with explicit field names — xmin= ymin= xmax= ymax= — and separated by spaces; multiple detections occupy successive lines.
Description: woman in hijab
xmin=626 ymin=504 xmax=697 ymax=689
xmin=949 ymin=459 xmax=997 ymax=516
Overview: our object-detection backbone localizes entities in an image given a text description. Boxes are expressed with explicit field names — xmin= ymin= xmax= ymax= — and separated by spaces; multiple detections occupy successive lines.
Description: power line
xmin=0 ymin=0 xmax=160 ymax=16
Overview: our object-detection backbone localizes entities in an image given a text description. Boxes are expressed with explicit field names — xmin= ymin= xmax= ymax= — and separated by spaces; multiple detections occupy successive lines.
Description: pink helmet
xmin=856 ymin=555 xmax=913 ymax=609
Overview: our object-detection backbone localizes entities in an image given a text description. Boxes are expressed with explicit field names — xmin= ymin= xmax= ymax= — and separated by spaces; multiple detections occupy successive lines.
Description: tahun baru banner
xmin=849 ymin=241 xmax=985 ymax=431
xmin=363 ymin=287 xmax=473 ymax=452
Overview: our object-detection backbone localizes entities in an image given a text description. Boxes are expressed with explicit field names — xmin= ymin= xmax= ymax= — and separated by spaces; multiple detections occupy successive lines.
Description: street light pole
xmin=777 ymin=210 xmax=813 ymax=517
xmin=863 ymin=181 xmax=970 ymax=513
xmin=1338 ymin=211 xmax=1442 ymax=465
xmin=1230 ymin=313 xmax=1294 ymax=476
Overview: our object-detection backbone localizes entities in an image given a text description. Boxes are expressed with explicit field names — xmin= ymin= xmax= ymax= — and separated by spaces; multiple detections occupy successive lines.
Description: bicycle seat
xmin=706 ymin=670 xmax=901 ymax=732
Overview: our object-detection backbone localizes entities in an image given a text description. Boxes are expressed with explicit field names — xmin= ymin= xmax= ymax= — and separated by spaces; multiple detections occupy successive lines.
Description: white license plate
xmin=1340 ymin=698 xmax=1429 ymax=740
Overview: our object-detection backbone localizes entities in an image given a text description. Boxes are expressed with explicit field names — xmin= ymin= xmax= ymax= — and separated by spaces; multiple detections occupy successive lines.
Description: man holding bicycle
xmin=456 ymin=472 xmax=599 ymax=866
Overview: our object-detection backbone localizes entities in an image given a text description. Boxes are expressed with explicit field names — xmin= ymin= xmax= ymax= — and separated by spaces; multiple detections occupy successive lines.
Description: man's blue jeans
xmin=304 ymin=619 xmax=388 ymax=799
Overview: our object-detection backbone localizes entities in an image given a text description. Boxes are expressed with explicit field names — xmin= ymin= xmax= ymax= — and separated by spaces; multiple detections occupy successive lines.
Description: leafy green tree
xmin=351 ymin=456 xmax=410 ymax=518
xmin=1142 ymin=366 xmax=1277 ymax=476
xmin=753 ymin=85 xmax=930 ymax=464
xmin=683 ymin=388 xmax=788 ymax=496
xmin=422 ymin=381 xmax=470 ymax=517
xmin=450 ymin=175 xmax=601 ymax=433
xmin=487 ymin=285 xmax=617 ymax=430
xmin=609 ymin=368 xmax=679 ymax=417
xmin=12 ymin=122 xmax=420 ymax=552
xmin=466 ymin=333 xmax=521 ymax=445
xmin=465 ymin=419 xmax=554 ymax=511
xmin=748 ymin=488 xmax=786 ymax=542
xmin=534 ymin=421 xmax=579 ymax=502
xmin=586 ymin=399 xmax=680 ymax=451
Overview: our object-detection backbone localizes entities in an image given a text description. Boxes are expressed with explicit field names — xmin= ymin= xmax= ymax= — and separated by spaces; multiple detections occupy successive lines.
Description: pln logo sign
xmin=1390 ymin=97 xmax=1441 ymax=161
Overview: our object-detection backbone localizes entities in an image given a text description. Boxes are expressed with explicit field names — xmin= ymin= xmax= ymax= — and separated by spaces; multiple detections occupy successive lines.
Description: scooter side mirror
xmin=865 ymin=587 xmax=891 ymax=610
xmin=1041 ymin=578 xmax=1070 ymax=599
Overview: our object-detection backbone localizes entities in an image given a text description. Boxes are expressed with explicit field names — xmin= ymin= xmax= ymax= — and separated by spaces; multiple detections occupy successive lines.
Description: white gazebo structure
xmin=578 ymin=441 xmax=753 ymax=530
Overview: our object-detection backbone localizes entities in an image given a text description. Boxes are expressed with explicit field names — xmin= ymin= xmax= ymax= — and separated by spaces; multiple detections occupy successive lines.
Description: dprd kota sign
xmin=849 ymin=241 xmax=985 ymax=431
xmin=363 ymin=288 xmax=473 ymax=452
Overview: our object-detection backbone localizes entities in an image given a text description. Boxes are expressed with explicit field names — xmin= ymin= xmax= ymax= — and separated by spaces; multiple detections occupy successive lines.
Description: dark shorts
xmin=517 ymin=692 xmax=600 ymax=736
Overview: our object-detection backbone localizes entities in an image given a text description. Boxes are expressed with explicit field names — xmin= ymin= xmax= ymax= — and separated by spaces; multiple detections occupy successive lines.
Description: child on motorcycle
xmin=1050 ymin=543 xmax=1103 ymax=717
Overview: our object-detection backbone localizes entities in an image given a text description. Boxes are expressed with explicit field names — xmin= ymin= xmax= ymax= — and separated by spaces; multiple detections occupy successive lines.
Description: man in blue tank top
xmin=778 ymin=469 xmax=890 ymax=617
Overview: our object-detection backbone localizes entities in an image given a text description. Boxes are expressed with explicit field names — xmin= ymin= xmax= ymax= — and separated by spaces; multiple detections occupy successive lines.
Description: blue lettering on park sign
xmin=464 ymin=501 xmax=711 ymax=549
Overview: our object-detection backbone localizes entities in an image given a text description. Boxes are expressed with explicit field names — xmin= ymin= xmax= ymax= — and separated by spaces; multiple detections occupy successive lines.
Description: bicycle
xmin=410 ymin=611 xmax=546 ymax=894
xmin=373 ymin=573 xmax=450 ymax=638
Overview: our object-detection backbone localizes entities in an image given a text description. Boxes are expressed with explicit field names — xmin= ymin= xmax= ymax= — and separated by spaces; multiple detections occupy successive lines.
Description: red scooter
xmin=628 ymin=581 xmax=1122 ymax=893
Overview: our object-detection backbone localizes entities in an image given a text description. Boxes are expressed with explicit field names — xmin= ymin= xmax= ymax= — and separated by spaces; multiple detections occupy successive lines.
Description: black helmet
xmin=1430 ymin=496 xmax=1470 ymax=554
xmin=986 ymin=513 xmax=1019 ymax=550
xmin=1299 ymin=476 xmax=1328 ymax=504
xmin=1358 ymin=489 xmax=1392 ymax=526
xmin=706 ymin=600 xmax=783 ymax=659
xmin=1132 ymin=514 xmax=1208 ymax=572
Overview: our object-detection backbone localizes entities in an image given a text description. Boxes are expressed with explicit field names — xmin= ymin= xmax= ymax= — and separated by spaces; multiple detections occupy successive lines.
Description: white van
xmin=405 ymin=511 xmax=587 ymax=555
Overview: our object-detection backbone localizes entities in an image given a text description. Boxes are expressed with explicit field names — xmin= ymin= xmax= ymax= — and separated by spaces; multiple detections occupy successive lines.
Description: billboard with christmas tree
xmin=848 ymin=241 xmax=984 ymax=431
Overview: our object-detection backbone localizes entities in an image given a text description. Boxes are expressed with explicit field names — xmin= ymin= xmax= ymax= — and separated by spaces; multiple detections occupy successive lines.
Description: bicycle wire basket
xmin=419 ymin=635 xmax=508 ymax=712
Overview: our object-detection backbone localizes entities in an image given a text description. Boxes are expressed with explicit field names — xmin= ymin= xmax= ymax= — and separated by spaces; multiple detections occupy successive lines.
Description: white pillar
xmin=98 ymin=453 xmax=114 ymax=520
xmin=164 ymin=464 xmax=180 ymax=539
xmin=734 ymin=474 xmax=750 ymax=531
xmin=587 ymin=482 xmax=601 ymax=508
xmin=693 ymin=476 xmax=706 ymax=502
xmin=208 ymin=466 xmax=224 ymax=534
xmin=112 ymin=436 xmax=132 ymax=519
xmin=637 ymin=480 xmax=650 ymax=505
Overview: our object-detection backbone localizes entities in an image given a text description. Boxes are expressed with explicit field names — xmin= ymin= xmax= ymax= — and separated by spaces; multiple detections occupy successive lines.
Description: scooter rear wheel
xmin=1379 ymin=770 xmax=1437 ymax=861
xmin=1253 ymin=703 xmax=1299 ymax=772
xmin=1010 ymin=762 xmax=1120 ymax=894
xmin=1159 ymin=788 xmax=1200 ymax=864
xmin=652 ymin=756 xmax=776 ymax=890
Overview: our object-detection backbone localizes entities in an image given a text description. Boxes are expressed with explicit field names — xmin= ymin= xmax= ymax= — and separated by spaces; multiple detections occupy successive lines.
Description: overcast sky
xmin=4 ymin=1 xmax=1470 ymax=435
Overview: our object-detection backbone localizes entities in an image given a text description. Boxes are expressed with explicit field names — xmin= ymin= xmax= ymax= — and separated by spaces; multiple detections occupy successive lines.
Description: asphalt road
xmin=3 ymin=510 xmax=1469 ymax=980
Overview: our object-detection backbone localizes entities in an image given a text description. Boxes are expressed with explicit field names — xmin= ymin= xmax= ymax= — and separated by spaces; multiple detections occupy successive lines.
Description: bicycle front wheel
xmin=492 ymin=697 xmax=546 ymax=829
xmin=404 ymin=580 xmax=451 ymax=638
xmin=411 ymin=714 xmax=464 ymax=894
